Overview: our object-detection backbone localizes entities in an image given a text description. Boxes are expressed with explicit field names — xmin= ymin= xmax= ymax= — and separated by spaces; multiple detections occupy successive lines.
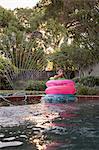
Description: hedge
xmin=73 ymin=76 xmax=99 ymax=87
xmin=25 ymin=80 xmax=47 ymax=91
xmin=76 ymin=85 xmax=99 ymax=95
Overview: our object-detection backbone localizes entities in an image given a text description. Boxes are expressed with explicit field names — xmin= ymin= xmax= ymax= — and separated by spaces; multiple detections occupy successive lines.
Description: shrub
xmin=73 ymin=76 xmax=99 ymax=87
xmin=95 ymin=77 xmax=99 ymax=86
xmin=0 ymin=56 xmax=17 ymax=90
xmin=76 ymin=85 xmax=89 ymax=95
xmin=26 ymin=80 xmax=47 ymax=91
xmin=0 ymin=75 xmax=12 ymax=90
xmin=76 ymin=84 xmax=99 ymax=95
xmin=88 ymin=87 xmax=99 ymax=95
xmin=73 ymin=77 xmax=81 ymax=83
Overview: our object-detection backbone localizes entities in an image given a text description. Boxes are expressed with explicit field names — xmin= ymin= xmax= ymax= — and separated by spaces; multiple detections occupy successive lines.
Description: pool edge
xmin=0 ymin=95 xmax=99 ymax=103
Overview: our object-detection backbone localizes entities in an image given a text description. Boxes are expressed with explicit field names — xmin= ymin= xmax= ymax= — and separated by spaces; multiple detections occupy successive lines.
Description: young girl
xmin=50 ymin=69 xmax=65 ymax=80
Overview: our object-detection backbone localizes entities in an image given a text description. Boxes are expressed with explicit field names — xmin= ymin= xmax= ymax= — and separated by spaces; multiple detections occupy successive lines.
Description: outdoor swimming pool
xmin=0 ymin=100 xmax=99 ymax=150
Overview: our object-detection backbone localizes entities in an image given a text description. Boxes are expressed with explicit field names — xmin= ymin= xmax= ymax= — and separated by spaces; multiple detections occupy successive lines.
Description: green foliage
xmin=0 ymin=79 xmax=12 ymax=90
xmin=0 ymin=32 xmax=47 ymax=70
xmin=76 ymin=85 xmax=99 ymax=95
xmin=26 ymin=80 xmax=47 ymax=91
xmin=0 ymin=56 xmax=16 ymax=72
xmin=0 ymin=7 xmax=24 ymax=32
xmin=48 ymin=48 xmax=70 ymax=70
xmin=73 ymin=76 xmax=99 ymax=87
xmin=40 ymin=0 xmax=99 ymax=61
xmin=0 ymin=56 xmax=17 ymax=89
xmin=76 ymin=85 xmax=89 ymax=95
xmin=48 ymin=44 xmax=95 ymax=74
xmin=42 ymin=19 xmax=66 ymax=49
xmin=0 ymin=7 xmax=13 ymax=27
xmin=88 ymin=87 xmax=99 ymax=95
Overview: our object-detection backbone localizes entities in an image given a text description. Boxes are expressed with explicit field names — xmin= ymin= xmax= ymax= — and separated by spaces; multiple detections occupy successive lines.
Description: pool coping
xmin=76 ymin=95 xmax=99 ymax=101
xmin=0 ymin=95 xmax=99 ymax=103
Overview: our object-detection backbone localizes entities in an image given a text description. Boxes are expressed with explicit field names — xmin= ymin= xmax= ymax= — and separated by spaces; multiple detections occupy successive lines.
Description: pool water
xmin=0 ymin=100 xmax=99 ymax=150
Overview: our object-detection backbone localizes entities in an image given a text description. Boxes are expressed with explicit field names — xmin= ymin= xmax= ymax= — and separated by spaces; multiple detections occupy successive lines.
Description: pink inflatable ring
xmin=45 ymin=85 xmax=76 ymax=95
xmin=46 ymin=79 xmax=75 ymax=87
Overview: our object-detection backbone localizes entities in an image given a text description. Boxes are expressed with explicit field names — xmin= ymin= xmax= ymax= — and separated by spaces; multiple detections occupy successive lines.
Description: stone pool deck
xmin=0 ymin=95 xmax=99 ymax=105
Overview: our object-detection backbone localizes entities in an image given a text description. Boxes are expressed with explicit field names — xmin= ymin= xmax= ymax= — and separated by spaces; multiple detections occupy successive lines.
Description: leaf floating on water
xmin=0 ymin=141 xmax=23 ymax=148
xmin=0 ymin=134 xmax=5 ymax=138
xmin=3 ymin=137 xmax=16 ymax=141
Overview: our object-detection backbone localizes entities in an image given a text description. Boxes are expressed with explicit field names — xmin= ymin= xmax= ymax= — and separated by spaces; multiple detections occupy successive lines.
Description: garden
xmin=0 ymin=0 xmax=99 ymax=96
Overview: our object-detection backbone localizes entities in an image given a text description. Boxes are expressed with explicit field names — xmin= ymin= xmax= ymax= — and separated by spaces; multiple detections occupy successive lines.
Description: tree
xmin=49 ymin=43 xmax=97 ymax=77
xmin=0 ymin=7 xmax=24 ymax=32
xmin=38 ymin=0 xmax=99 ymax=60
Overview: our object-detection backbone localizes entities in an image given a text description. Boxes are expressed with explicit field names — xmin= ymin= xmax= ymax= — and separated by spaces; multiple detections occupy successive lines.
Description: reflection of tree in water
xmin=28 ymin=103 xmax=78 ymax=150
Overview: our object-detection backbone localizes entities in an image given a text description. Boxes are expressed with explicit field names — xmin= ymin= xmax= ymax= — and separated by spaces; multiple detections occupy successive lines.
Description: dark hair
xmin=57 ymin=68 xmax=64 ymax=72
xmin=56 ymin=69 xmax=64 ymax=76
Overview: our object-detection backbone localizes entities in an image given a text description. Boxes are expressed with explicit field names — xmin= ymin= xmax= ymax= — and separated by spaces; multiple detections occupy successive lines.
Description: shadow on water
xmin=0 ymin=100 xmax=99 ymax=150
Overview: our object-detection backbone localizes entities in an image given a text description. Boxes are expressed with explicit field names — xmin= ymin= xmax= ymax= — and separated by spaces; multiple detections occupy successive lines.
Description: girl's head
xmin=57 ymin=68 xmax=64 ymax=75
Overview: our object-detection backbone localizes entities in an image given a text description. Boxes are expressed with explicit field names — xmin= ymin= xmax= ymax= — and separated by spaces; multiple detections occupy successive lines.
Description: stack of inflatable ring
xmin=43 ymin=79 xmax=76 ymax=103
